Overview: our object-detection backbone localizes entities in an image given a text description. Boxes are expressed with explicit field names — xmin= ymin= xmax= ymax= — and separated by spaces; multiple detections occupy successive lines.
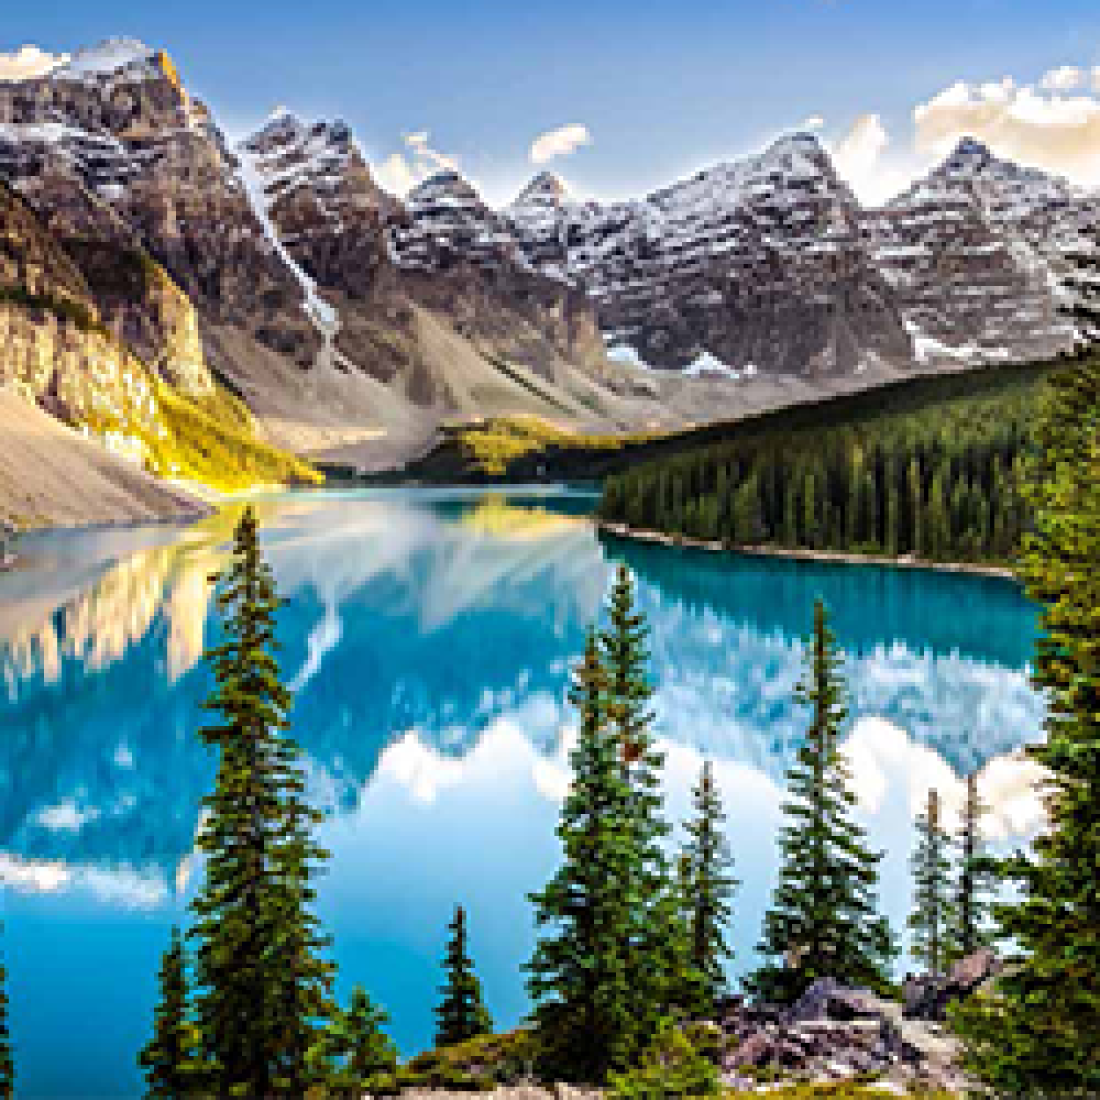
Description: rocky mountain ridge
xmin=492 ymin=133 xmax=1085 ymax=375
xmin=0 ymin=36 xmax=1090 ymax=512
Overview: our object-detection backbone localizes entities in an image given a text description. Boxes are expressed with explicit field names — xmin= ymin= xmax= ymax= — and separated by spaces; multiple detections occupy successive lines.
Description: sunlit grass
xmin=451 ymin=414 xmax=658 ymax=476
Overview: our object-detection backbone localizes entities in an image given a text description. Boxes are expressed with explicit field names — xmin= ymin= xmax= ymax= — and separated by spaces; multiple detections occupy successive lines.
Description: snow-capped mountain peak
xmin=511 ymin=170 xmax=570 ymax=209
xmin=53 ymin=37 xmax=162 ymax=82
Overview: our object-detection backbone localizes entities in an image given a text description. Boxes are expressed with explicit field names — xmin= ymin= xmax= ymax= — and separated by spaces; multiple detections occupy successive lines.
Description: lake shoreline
xmin=595 ymin=520 xmax=1020 ymax=581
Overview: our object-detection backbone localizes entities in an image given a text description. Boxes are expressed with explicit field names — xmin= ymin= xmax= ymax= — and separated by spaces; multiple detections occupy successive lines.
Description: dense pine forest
xmin=598 ymin=360 xmax=1055 ymax=564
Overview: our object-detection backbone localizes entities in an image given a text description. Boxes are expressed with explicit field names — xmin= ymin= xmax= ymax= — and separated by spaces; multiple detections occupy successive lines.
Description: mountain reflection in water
xmin=0 ymin=488 xmax=1046 ymax=1098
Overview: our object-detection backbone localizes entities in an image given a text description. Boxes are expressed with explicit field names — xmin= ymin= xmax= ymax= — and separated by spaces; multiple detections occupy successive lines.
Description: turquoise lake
xmin=0 ymin=488 xmax=1046 ymax=1098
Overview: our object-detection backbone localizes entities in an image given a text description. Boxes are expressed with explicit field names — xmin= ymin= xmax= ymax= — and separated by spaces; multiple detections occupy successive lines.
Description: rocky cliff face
xmin=388 ymin=169 xmax=608 ymax=377
xmin=233 ymin=121 xmax=642 ymax=452
xmin=0 ymin=179 xmax=159 ymax=444
xmin=0 ymin=36 xmax=1089 ymax=490
xmin=506 ymin=135 xmax=914 ymax=376
xmin=238 ymin=111 xmax=394 ymax=300
xmin=0 ymin=38 xmax=318 ymax=374
xmin=498 ymin=134 xmax=1084 ymax=376
xmin=866 ymin=137 xmax=1079 ymax=365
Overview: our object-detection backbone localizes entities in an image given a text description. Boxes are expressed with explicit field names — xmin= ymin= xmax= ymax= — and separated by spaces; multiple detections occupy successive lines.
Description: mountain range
xmin=0 ymin=37 xmax=1094 ymax=523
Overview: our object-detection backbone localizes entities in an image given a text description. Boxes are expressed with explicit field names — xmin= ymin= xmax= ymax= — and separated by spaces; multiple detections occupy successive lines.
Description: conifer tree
xmin=949 ymin=772 xmax=992 ymax=962
xmin=139 ymin=926 xmax=200 ymax=1098
xmin=0 ymin=927 xmax=12 ymax=1100
xmin=600 ymin=565 xmax=675 ymax=1045
xmin=951 ymin=258 xmax=1100 ymax=1092
xmin=189 ymin=506 xmax=335 ymax=1097
xmin=908 ymin=790 xmax=954 ymax=975
xmin=681 ymin=761 xmax=738 ymax=1013
xmin=746 ymin=599 xmax=896 ymax=1003
xmin=526 ymin=629 xmax=634 ymax=1082
xmin=435 ymin=905 xmax=492 ymax=1048
xmin=323 ymin=986 xmax=397 ymax=1097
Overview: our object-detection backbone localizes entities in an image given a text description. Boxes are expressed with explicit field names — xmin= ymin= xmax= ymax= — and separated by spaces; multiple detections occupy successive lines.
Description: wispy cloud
xmin=830 ymin=113 xmax=914 ymax=204
xmin=529 ymin=122 xmax=592 ymax=165
xmin=1039 ymin=65 xmax=1085 ymax=92
xmin=0 ymin=44 xmax=69 ymax=81
xmin=374 ymin=130 xmax=461 ymax=196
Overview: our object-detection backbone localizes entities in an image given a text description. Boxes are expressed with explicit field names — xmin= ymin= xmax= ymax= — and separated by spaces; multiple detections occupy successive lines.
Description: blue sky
xmin=3 ymin=0 xmax=1100 ymax=203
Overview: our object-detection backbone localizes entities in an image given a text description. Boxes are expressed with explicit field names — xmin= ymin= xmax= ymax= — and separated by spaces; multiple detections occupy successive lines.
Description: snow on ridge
xmin=903 ymin=321 xmax=1001 ymax=365
xmin=54 ymin=38 xmax=158 ymax=80
xmin=605 ymin=343 xmax=654 ymax=370
xmin=235 ymin=142 xmax=340 ymax=365
xmin=683 ymin=350 xmax=745 ymax=380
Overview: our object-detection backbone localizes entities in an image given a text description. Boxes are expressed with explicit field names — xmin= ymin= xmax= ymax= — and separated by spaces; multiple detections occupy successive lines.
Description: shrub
xmin=606 ymin=1019 xmax=721 ymax=1099
xmin=399 ymin=1028 xmax=542 ymax=1092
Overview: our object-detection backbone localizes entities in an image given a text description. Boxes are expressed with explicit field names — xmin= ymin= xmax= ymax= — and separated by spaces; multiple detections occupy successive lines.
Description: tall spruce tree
xmin=951 ymin=250 xmax=1100 ymax=1092
xmin=139 ymin=926 xmax=200 ymax=1098
xmin=190 ymin=506 xmax=335 ymax=1096
xmin=600 ymin=564 xmax=677 ymax=1043
xmin=435 ymin=905 xmax=492 ymax=1048
xmin=526 ymin=629 xmax=634 ymax=1083
xmin=681 ymin=760 xmax=738 ymax=1013
xmin=950 ymin=772 xmax=992 ymax=961
xmin=0 ymin=926 xmax=12 ymax=1100
xmin=908 ymin=790 xmax=954 ymax=975
xmin=323 ymin=986 xmax=397 ymax=1097
xmin=746 ymin=599 xmax=896 ymax=1003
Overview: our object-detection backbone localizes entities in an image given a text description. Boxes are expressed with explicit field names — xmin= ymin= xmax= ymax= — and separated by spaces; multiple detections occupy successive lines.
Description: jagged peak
xmin=765 ymin=130 xmax=829 ymax=157
xmin=512 ymin=170 xmax=569 ymax=208
xmin=929 ymin=135 xmax=1071 ymax=192
xmin=951 ymin=135 xmax=993 ymax=159
xmin=241 ymin=108 xmax=309 ymax=151
xmin=406 ymin=169 xmax=483 ymax=206
xmin=240 ymin=112 xmax=357 ymax=160
xmin=53 ymin=38 xmax=162 ymax=81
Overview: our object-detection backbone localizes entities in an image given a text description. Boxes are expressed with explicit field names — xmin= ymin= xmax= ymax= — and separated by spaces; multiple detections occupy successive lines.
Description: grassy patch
xmin=398 ymin=1029 xmax=541 ymax=1091
xmin=450 ymin=415 xmax=656 ymax=476
xmin=143 ymin=383 xmax=322 ymax=492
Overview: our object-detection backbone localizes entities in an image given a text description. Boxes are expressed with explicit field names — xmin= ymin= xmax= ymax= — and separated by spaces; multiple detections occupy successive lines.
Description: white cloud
xmin=374 ymin=150 xmax=430 ymax=197
xmin=1039 ymin=65 xmax=1085 ymax=92
xmin=0 ymin=44 xmax=69 ymax=81
xmin=404 ymin=130 xmax=459 ymax=173
xmin=374 ymin=130 xmax=461 ymax=197
xmin=36 ymin=796 xmax=98 ymax=832
xmin=801 ymin=115 xmax=825 ymax=131
xmin=830 ymin=113 xmax=913 ymax=204
xmin=529 ymin=123 xmax=592 ymax=165
xmin=834 ymin=113 xmax=889 ymax=180
xmin=913 ymin=72 xmax=1100 ymax=186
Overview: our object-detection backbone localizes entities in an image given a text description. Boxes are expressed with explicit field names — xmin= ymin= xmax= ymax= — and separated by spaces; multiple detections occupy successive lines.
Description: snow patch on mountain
xmin=54 ymin=38 xmax=158 ymax=81
xmin=683 ymin=351 xmax=744 ymax=379
xmin=605 ymin=343 xmax=654 ymax=370
xmin=236 ymin=142 xmax=341 ymax=365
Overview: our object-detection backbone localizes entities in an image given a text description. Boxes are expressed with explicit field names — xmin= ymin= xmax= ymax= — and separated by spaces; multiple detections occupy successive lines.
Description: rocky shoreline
xmin=596 ymin=520 xmax=1019 ymax=581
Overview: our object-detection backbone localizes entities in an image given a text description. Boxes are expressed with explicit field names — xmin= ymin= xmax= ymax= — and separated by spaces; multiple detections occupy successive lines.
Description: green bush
xmin=606 ymin=1019 xmax=721 ymax=1099
xmin=399 ymin=1028 xmax=542 ymax=1091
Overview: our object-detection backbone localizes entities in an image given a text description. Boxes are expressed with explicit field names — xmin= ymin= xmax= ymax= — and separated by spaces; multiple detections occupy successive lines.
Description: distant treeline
xmin=598 ymin=362 xmax=1056 ymax=565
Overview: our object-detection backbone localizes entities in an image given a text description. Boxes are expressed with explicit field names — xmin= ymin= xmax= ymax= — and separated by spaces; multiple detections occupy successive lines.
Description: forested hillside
xmin=598 ymin=360 xmax=1062 ymax=565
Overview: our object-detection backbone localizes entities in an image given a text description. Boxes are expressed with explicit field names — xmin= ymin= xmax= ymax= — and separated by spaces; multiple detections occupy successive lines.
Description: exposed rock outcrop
xmin=0 ymin=38 xmax=318 ymax=372
xmin=717 ymin=967 xmax=993 ymax=1094
xmin=902 ymin=947 xmax=1002 ymax=1022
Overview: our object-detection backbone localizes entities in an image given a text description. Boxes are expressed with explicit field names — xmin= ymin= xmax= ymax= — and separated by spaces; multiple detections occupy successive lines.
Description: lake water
xmin=0 ymin=488 xmax=1046 ymax=1098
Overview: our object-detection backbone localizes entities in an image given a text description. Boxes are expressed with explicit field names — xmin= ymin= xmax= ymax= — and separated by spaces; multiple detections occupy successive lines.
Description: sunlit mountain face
xmin=0 ymin=488 xmax=1045 ymax=1097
